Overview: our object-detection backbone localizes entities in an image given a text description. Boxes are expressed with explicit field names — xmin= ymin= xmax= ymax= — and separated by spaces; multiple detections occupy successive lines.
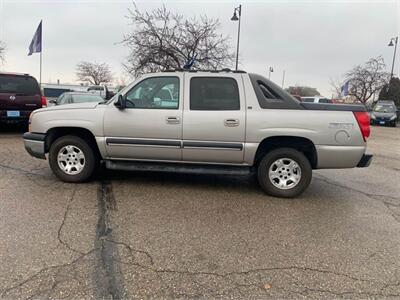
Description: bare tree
xmin=122 ymin=4 xmax=235 ymax=76
xmin=345 ymin=56 xmax=389 ymax=103
xmin=76 ymin=61 xmax=113 ymax=85
xmin=329 ymin=77 xmax=344 ymax=98
xmin=285 ymin=86 xmax=321 ymax=97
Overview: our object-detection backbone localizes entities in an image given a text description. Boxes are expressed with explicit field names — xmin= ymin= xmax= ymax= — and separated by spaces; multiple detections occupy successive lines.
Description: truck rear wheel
xmin=257 ymin=148 xmax=312 ymax=198
xmin=49 ymin=135 xmax=97 ymax=182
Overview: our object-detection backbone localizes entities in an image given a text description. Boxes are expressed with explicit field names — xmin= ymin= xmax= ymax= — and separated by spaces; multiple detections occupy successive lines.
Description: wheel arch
xmin=45 ymin=127 xmax=101 ymax=158
xmin=254 ymin=136 xmax=317 ymax=169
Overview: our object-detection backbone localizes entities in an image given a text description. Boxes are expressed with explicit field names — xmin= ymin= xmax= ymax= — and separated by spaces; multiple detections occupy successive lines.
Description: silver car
xmin=23 ymin=70 xmax=372 ymax=198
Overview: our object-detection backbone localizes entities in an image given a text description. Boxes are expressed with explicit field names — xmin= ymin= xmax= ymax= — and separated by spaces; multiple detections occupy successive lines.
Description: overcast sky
xmin=0 ymin=0 xmax=399 ymax=96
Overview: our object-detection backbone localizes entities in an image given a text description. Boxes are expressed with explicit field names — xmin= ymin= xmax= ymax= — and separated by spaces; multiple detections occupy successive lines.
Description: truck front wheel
xmin=257 ymin=148 xmax=312 ymax=198
xmin=49 ymin=135 xmax=98 ymax=182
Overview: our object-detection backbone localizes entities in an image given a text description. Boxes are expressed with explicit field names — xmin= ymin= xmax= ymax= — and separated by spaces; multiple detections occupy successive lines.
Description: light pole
xmin=268 ymin=66 xmax=274 ymax=79
xmin=388 ymin=36 xmax=398 ymax=81
xmin=231 ymin=5 xmax=242 ymax=71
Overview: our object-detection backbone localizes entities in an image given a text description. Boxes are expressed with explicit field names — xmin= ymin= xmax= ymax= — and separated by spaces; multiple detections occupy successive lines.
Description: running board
xmin=105 ymin=160 xmax=251 ymax=176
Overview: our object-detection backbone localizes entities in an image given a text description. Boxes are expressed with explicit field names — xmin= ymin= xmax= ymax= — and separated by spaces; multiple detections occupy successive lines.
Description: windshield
xmin=0 ymin=75 xmax=40 ymax=95
xmin=72 ymin=94 xmax=104 ymax=103
xmin=373 ymin=104 xmax=395 ymax=113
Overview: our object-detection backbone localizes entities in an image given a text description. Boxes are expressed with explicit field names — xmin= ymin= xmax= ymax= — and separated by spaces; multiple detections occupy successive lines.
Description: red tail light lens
xmin=41 ymin=96 xmax=47 ymax=107
xmin=353 ymin=111 xmax=370 ymax=141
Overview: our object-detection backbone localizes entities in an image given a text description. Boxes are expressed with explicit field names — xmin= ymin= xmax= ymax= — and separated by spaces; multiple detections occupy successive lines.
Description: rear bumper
xmin=0 ymin=110 xmax=34 ymax=123
xmin=357 ymin=154 xmax=373 ymax=168
xmin=316 ymin=145 xmax=367 ymax=169
xmin=23 ymin=132 xmax=46 ymax=159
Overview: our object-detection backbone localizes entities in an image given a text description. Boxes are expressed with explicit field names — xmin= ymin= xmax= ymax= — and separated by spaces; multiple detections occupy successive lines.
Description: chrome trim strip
xmin=106 ymin=138 xmax=181 ymax=148
xmin=105 ymin=137 xmax=244 ymax=151
xmin=183 ymin=141 xmax=243 ymax=151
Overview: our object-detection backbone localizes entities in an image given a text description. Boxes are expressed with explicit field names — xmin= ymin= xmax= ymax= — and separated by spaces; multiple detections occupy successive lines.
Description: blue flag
xmin=28 ymin=21 xmax=42 ymax=56
xmin=341 ymin=80 xmax=349 ymax=97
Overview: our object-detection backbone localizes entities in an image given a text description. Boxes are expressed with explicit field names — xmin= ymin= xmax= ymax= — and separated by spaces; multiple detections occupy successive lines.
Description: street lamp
xmin=231 ymin=4 xmax=242 ymax=71
xmin=268 ymin=66 xmax=274 ymax=79
xmin=388 ymin=36 xmax=398 ymax=81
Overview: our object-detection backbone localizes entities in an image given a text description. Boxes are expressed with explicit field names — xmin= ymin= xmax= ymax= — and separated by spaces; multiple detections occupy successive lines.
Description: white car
xmin=87 ymin=85 xmax=109 ymax=99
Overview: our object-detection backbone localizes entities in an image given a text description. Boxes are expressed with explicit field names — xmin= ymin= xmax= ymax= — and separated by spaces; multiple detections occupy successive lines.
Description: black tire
xmin=49 ymin=135 xmax=98 ymax=182
xmin=257 ymin=148 xmax=312 ymax=198
xmin=391 ymin=121 xmax=397 ymax=127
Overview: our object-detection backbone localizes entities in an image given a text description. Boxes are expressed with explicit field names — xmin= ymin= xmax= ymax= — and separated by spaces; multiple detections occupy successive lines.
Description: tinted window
xmin=88 ymin=86 xmax=104 ymax=91
xmin=72 ymin=94 xmax=103 ymax=103
xmin=258 ymin=81 xmax=282 ymax=100
xmin=248 ymin=73 xmax=303 ymax=110
xmin=44 ymin=88 xmax=71 ymax=98
xmin=302 ymin=98 xmax=315 ymax=103
xmin=125 ymin=77 xmax=179 ymax=109
xmin=0 ymin=75 xmax=40 ymax=95
xmin=190 ymin=77 xmax=240 ymax=110
xmin=318 ymin=98 xmax=332 ymax=103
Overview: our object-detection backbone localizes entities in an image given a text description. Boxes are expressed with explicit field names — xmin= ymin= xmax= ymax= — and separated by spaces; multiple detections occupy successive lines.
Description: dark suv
xmin=0 ymin=72 xmax=45 ymax=124
xmin=370 ymin=100 xmax=398 ymax=127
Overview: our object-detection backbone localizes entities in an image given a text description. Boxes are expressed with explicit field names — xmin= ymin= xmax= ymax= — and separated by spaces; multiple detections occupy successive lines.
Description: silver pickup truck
xmin=23 ymin=70 xmax=372 ymax=197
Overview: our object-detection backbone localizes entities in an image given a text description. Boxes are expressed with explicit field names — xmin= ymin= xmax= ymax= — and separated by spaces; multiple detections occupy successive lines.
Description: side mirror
xmin=49 ymin=99 xmax=57 ymax=105
xmin=114 ymin=94 xmax=126 ymax=109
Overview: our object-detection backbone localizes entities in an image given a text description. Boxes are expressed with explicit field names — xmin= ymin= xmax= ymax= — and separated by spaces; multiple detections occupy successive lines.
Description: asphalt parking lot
xmin=0 ymin=125 xmax=399 ymax=299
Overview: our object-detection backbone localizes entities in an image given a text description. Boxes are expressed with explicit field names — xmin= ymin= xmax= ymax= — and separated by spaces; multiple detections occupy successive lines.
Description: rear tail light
xmin=353 ymin=111 xmax=370 ymax=141
xmin=41 ymin=96 xmax=47 ymax=107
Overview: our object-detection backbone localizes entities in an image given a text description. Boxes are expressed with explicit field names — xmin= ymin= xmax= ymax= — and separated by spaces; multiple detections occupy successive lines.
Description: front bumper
xmin=357 ymin=154 xmax=373 ymax=168
xmin=23 ymin=132 xmax=46 ymax=159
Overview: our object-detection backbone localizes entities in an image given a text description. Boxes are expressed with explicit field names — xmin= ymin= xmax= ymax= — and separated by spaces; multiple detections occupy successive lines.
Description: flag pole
xmin=40 ymin=20 xmax=42 ymax=86
xmin=40 ymin=48 xmax=42 ymax=86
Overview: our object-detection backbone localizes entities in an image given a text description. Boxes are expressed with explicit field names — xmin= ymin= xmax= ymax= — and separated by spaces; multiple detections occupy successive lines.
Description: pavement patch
xmin=94 ymin=181 xmax=125 ymax=299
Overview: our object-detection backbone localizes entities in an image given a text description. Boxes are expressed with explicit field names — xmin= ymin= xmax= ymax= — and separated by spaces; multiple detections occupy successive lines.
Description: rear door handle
xmin=166 ymin=116 xmax=180 ymax=124
xmin=224 ymin=119 xmax=239 ymax=127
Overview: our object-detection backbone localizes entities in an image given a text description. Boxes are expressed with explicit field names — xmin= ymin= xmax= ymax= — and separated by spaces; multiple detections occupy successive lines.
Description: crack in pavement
xmin=314 ymin=174 xmax=400 ymax=223
xmin=0 ymin=162 xmax=43 ymax=176
xmin=57 ymin=187 xmax=85 ymax=255
xmin=107 ymin=238 xmax=400 ymax=298
xmin=0 ymin=249 xmax=97 ymax=298
xmin=94 ymin=181 xmax=125 ymax=299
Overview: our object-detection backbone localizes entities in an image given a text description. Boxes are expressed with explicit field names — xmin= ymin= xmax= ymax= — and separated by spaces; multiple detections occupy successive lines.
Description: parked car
xmin=370 ymin=100 xmax=398 ymax=127
xmin=23 ymin=70 xmax=372 ymax=198
xmin=50 ymin=92 xmax=104 ymax=105
xmin=87 ymin=85 xmax=110 ymax=100
xmin=301 ymin=96 xmax=334 ymax=103
xmin=0 ymin=72 xmax=46 ymax=124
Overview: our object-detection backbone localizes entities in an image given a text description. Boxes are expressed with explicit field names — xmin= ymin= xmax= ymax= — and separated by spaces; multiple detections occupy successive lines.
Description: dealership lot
xmin=0 ymin=125 xmax=399 ymax=299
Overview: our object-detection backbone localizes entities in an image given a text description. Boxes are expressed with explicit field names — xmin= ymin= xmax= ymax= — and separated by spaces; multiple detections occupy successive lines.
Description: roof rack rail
xmin=162 ymin=69 xmax=246 ymax=73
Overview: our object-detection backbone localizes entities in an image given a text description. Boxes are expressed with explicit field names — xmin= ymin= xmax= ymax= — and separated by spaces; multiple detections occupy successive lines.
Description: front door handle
xmin=224 ymin=119 xmax=239 ymax=127
xmin=166 ymin=116 xmax=180 ymax=124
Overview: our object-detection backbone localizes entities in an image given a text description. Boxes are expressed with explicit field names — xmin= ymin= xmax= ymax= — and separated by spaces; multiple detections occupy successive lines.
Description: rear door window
xmin=0 ymin=75 xmax=40 ymax=95
xmin=190 ymin=77 xmax=240 ymax=110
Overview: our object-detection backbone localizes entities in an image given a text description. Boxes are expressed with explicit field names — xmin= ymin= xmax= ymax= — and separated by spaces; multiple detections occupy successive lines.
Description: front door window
xmin=125 ymin=77 xmax=179 ymax=109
